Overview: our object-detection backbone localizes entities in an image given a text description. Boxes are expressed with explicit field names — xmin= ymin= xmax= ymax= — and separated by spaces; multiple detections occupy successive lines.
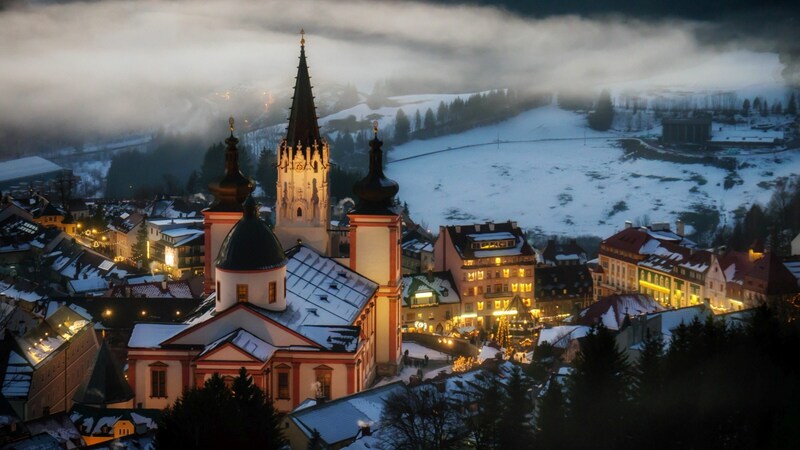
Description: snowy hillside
xmin=385 ymin=105 xmax=799 ymax=239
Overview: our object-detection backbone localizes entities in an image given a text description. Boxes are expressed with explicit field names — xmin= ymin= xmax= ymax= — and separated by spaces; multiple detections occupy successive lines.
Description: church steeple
xmin=353 ymin=122 xmax=399 ymax=213
xmin=207 ymin=117 xmax=254 ymax=212
xmin=285 ymin=29 xmax=321 ymax=151
xmin=274 ymin=30 xmax=331 ymax=256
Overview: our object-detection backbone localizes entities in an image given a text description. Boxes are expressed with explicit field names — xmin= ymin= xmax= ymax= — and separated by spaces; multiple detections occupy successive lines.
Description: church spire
xmin=353 ymin=121 xmax=399 ymax=213
xmin=207 ymin=117 xmax=254 ymax=212
xmin=285 ymin=29 xmax=321 ymax=150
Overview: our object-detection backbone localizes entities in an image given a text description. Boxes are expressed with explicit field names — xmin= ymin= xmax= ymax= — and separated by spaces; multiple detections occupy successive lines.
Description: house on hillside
xmin=107 ymin=212 xmax=145 ymax=263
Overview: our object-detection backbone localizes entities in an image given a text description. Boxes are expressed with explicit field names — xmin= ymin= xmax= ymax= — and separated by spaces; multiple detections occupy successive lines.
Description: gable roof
xmin=73 ymin=340 xmax=134 ymax=406
xmin=443 ymin=221 xmax=534 ymax=260
xmin=573 ymin=293 xmax=666 ymax=330
xmin=401 ymin=271 xmax=460 ymax=306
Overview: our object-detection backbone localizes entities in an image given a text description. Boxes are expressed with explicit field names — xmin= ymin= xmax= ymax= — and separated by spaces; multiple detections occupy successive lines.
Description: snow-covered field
xmin=385 ymin=105 xmax=799 ymax=239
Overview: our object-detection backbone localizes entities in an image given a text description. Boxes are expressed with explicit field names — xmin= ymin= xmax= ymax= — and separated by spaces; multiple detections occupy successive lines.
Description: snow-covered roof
xmin=264 ymin=246 xmax=378 ymax=329
xmin=290 ymin=382 xmax=406 ymax=446
xmin=68 ymin=277 xmax=109 ymax=294
xmin=128 ymin=323 xmax=190 ymax=348
xmin=0 ymin=157 xmax=63 ymax=183
xmin=1 ymin=351 xmax=33 ymax=399
xmin=646 ymin=305 xmax=710 ymax=341
xmin=467 ymin=232 xmax=515 ymax=241
xmin=537 ymin=325 xmax=592 ymax=349
xmin=402 ymin=272 xmax=460 ymax=306
xmin=199 ymin=328 xmax=277 ymax=362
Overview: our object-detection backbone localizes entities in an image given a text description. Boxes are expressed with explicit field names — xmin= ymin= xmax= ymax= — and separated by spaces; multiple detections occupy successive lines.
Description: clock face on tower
xmin=294 ymin=162 xmax=304 ymax=172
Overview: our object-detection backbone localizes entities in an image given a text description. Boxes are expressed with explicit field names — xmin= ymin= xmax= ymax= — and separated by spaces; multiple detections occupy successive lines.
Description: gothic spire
xmin=207 ymin=117 xmax=254 ymax=212
xmin=285 ymin=29 xmax=321 ymax=150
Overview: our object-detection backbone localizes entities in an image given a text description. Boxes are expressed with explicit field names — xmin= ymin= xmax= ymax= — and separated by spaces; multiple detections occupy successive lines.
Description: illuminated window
xmin=477 ymin=271 xmax=484 ymax=280
xmin=503 ymin=299 xmax=510 ymax=309
xmin=512 ymin=283 xmax=518 ymax=292
xmin=478 ymin=301 xmax=485 ymax=311
xmin=494 ymin=300 xmax=501 ymax=310
xmin=518 ymin=268 xmax=525 ymax=277
xmin=495 ymin=257 xmax=501 ymax=265
xmin=467 ymin=272 xmax=475 ymax=281
xmin=269 ymin=282 xmax=277 ymax=303
xmin=503 ymin=269 xmax=510 ymax=278
xmin=314 ymin=365 xmax=332 ymax=399
xmin=236 ymin=284 xmax=248 ymax=303
xmin=276 ymin=365 xmax=290 ymax=399
xmin=150 ymin=362 xmax=167 ymax=398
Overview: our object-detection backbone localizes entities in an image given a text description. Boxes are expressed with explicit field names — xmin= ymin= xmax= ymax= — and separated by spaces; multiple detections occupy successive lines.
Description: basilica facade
xmin=127 ymin=35 xmax=402 ymax=411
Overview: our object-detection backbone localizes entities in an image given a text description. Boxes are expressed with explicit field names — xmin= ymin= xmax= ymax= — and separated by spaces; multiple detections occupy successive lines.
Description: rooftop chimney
xmin=676 ymin=219 xmax=685 ymax=237
xmin=624 ymin=220 xmax=633 ymax=229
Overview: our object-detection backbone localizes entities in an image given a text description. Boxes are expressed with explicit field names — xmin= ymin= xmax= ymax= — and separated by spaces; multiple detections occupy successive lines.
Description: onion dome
xmin=208 ymin=117 xmax=254 ymax=212
xmin=216 ymin=196 xmax=287 ymax=270
xmin=352 ymin=124 xmax=399 ymax=213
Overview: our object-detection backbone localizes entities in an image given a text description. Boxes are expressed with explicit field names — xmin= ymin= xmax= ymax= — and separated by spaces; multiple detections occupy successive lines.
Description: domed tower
xmin=215 ymin=196 xmax=287 ymax=313
xmin=274 ymin=30 xmax=330 ymax=255
xmin=347 ymin=124 xmax=402 ymax=376
xmin=203 ymin=118 xmax=255 ymax=295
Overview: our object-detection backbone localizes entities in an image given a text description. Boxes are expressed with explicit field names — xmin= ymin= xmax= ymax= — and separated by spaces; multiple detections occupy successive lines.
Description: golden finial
xmin=300 ymin=28 xmax=305 ymax=46
xmin=373 ymin=120 xmax=379 ymax=138
xmin=229 ymin=116 xmax=235 ymax=134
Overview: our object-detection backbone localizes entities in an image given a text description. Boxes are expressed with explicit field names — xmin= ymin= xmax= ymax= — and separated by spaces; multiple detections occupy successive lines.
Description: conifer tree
xmin=498 ymin=366 xmax=533 ymax=448
xmin=742 ymin=98 xmax=750 ymax=116
xmin=423 ymin=108 xmax=436 ymax=137
xmin=130 ymin=218 xmax=149 ymax=267
xmin=588 ymin=89 xmax=614 ymax=131
xmin=788 ymin=92 xmax=797 ymax=115
xmin=394 ymin=109 xmax=410 ymax=144
xmin=535 ymin=378 xmax=566 ymax=449
xmin=567 ymin=324 xmax=632 ymax=449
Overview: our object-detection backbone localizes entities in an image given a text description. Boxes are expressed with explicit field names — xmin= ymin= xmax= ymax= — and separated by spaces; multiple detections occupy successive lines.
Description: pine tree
xmin=787 ymin=92 xmax=797 ymax=115
xmin=130 ymin=217 xmax=149 ymax=267
xmin=535 ymin=378 xmax=566 ymax=449
xmin=394 ymin=109 xmax=410 ymax=144
xmin=307 ymin=429 xmax=323 ymax=450
xmin=742 ymin=98 xmax=750 ymax=116
xmin=498 ymin=366 xmax=533 ymax=448
xmin=185 ymin=170 xmax=199 ymax=194
xmin=423 ymin=108 xmax=436 ymax=138
xmin=467 ymin=375 xmax=505 ymax=449
xmin=567 ymin=324 xmax=632 ymax=449
xmin=230 ymin=367 xmax=286 ymax=449
xmin=414 ymin=109 xmax=422 ymax=134
xmin=588 ymin=89 xmax=614 ymax=131
xmin=255 ymin=149 xmax=277 ymax=201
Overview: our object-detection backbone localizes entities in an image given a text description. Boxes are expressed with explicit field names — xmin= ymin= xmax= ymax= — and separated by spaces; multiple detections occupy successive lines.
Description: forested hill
xmin=431 ymin=0 xmax=799 ymax=20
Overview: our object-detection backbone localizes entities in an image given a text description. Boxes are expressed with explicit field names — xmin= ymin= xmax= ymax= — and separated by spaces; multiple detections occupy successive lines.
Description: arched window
xmin=297 ymin=207 xmax=303 ymax=218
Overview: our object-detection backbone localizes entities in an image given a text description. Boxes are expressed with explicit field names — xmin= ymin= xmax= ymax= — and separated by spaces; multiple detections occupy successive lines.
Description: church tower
xmin=348 ymin=125 xmax=402 ymax=376
xmin=203 ymin=118 xmax=254 ymax=295
xmin=274 ymin=31 xmax=330 ymax=255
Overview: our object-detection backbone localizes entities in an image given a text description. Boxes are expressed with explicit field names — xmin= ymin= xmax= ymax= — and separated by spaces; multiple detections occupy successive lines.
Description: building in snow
xmin=434 ymin=221 xmax=535 ymax=330
xmin=126 ymin=34 xmax=403 ymax=411
xmin=401 ymin=271 xmax=460 ymax=334
xmin=1 ymin=305 xmax=99 ymax=420
xmin=661 ymin=117 xmax=712 ymax=144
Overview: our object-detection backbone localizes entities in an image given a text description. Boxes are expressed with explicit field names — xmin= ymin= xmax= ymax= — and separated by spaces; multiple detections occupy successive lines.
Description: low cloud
xmin=0 ymin=0 xmax=786 ymax=138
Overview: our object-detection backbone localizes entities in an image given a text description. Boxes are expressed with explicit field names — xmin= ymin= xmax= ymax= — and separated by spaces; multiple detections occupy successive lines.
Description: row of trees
xmin=721 ymin=174 xmax=800 ymax=255
xmin=534 ymin=307 xmax=800 ymax=449
xmin=742 ymin=93 xmax=797 ymax=116
xmin=393 ymin=90 xmax=544 ymax=144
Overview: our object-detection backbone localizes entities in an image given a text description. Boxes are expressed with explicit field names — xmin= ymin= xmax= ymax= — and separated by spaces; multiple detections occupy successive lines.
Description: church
xmin=126 ymin=34 xmax=403 ymax=411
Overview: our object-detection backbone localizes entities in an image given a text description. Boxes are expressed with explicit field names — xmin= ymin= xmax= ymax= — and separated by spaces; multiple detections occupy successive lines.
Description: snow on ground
xmin=374 ymin=342 xmax=453 ymax=387
xmin=385 ymin=104 xmax=800 ymax=239
xmin=402 ymin=342 xmax=451 ymax=360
